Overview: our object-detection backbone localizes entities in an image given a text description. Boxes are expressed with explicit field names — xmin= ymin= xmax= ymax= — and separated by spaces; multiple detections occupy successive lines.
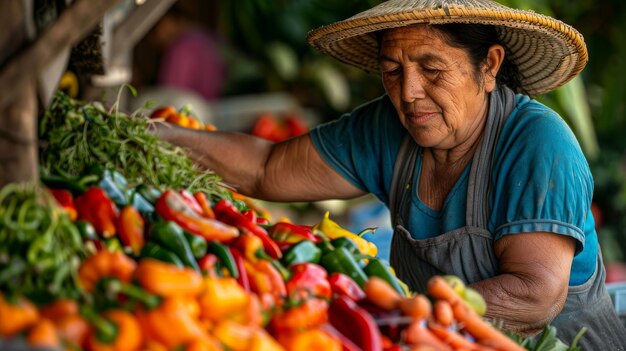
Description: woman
xmin=157 ymin=0 xmax=626 ymax=348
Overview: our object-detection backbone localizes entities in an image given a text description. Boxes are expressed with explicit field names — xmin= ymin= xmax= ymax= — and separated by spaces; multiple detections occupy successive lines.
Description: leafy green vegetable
xmin=508 ymin=325 xmax=586 ymax=351
xmin=40 ymin=90 xmax=228 ymax=198
xmin=0 ymin=182 xmax=86 ymax=304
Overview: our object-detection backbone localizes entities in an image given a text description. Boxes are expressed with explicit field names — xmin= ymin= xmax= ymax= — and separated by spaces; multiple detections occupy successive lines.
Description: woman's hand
xmin=470 ymin=232 xmax=576 ymax=336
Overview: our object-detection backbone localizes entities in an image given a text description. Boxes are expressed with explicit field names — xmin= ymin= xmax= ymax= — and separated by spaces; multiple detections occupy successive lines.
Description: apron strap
xmin=389 ymin=134 xmax=419 ymax=229
xmin=466 ymin=86 xmax=517 ymax=228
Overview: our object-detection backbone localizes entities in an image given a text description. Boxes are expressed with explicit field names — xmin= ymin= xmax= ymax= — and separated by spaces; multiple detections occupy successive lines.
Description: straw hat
xmin=307 ymin=0 xmax=588 ymax=96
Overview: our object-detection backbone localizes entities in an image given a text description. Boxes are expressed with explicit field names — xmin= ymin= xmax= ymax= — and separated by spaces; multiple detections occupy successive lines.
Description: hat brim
xmin=307 ymin=2 xmax=588 ymax=96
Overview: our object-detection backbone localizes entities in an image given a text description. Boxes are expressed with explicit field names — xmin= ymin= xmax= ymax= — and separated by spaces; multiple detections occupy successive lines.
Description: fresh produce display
xmin=0 ymin=91 xmax=585 ymax=351
xmin=250 ymin=111 xmax=309 ymax=142
xmin=149 ymin=105 xmax=217 ymax=132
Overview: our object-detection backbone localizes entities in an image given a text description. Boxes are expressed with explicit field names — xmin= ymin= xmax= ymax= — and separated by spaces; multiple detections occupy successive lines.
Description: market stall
xmin=0 ymin=1 xmax=594 ymax=351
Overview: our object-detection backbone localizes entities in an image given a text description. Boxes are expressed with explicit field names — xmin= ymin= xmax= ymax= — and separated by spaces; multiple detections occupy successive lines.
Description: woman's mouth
xmin=404 ymin=112 xmax=436 ymax=126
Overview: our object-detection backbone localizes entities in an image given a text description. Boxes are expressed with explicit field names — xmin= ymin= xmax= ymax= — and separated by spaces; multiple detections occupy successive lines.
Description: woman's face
xmin=379 ymin=25 xmax=498 ymax=150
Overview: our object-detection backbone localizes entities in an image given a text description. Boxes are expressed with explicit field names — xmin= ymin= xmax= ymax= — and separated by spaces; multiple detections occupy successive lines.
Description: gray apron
xmin=388 ymin=87 xmax=626 ymax=349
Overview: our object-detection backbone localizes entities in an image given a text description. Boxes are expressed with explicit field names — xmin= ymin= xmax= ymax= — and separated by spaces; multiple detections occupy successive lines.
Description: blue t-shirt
xmin=310 ymin=94 xmax=597 ymax=286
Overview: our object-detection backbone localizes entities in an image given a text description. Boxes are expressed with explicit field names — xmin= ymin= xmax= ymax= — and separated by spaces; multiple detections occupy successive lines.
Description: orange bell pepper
xmin=248 ymin=329 xmax=286 ymax=351
xmin=78 ymin=250 xmax=136 ymax=292
xmin=137 ymin=296 xmax=207 ymax=349
xmin=212 ymin=320 xmax=254 ymax=351
xmin=0 ymin=293 xmax=39 ymax=338
xmin=276 ymin=327 xmax=342 ymax=351
xmin=244 ymin=259 xmax=287 ymax=302
xmin=135 ymin=258 xmax=204 ymax=298
xmin=26 ymin=318 xmax=60 ymax=349
xmin=185 ymin=336 xmax=224 ymax=351
xmin=198 ymin=276 xmax=249 ymax=323
xmin=116 ymin=206 xmax=145 ymax=255
xmin=87 ymin=309 xmax=143 ymax=351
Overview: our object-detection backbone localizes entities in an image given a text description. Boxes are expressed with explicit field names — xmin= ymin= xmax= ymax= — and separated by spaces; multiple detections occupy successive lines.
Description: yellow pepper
xmin=312 ymin=211 xmax=378 ymax=257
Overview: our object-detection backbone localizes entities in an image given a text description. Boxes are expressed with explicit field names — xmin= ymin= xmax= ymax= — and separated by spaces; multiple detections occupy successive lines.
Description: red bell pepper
xmin=116 ymin=206 xmax=145 ymax=255
xmin=156 ymin=190 xmax=239 ymax=242
xmin=329 ymin=273 xmax=366 ymax=301
xmin=214 ymin=199 xmax=281 ymax=259
xmin=48 ymin=188 xmax=78 ymax=221
xmin=75 ymin=187 xmax=117 ymax=238
xmin=268 ymin=222 xmax=320 ymax=244
xmin=329 ymin=295 xmax=382 ymax=351
xmin=286 ymin=263 xmax=331 ymax=300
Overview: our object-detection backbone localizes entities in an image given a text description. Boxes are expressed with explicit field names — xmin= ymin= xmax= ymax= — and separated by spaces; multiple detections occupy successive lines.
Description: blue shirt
xmin=310 ymin=94 xmax=597 ymax=286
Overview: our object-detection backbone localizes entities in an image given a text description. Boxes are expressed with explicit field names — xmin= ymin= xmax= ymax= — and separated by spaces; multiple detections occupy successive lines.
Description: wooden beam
xmin=0 ymin=0 xmax=125 ymax=111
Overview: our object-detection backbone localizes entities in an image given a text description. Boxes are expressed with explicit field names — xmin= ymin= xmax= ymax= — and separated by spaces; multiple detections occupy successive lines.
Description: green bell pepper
xmin=282 ymin=240 xmax=322 ymax=266
xmin=184 ymin=231 xmax=208 ymax=260
xmin=150 ymin=221 xmax=200 ymax=272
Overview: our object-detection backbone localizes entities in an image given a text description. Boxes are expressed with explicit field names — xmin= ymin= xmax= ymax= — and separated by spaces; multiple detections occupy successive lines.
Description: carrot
xmin=399 ymin=294 xmax=432 ymax=321
xmin=433 ymin=300 xmax=454 ymax=327
xmin=27 ymin=319 xmax=60 ymax=349
xmin=364 ymin=276 xmax=402 ymax=310
xmin=403 ymin=321 xmax=452 ymax=350
xmin=428 ymin=322 xmax=479 ymax=350
xmin=427 ymin=276 xmax=463 ymax=306
xmin=451 ymin=302 xmax=525 ymax=351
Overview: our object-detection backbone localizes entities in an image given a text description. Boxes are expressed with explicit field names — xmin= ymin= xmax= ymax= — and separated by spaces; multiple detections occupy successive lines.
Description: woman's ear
xmin=484 ymin=44 xmax=505 ymax=93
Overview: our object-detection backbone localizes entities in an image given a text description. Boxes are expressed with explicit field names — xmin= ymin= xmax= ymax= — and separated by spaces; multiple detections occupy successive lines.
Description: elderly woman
xmin=157 ymin=0 xmax=626 ymax=348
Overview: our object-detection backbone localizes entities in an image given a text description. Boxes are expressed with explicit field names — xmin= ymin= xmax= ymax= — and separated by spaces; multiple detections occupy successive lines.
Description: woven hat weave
xmin=307 ymin=0 xmax=588 ymax=96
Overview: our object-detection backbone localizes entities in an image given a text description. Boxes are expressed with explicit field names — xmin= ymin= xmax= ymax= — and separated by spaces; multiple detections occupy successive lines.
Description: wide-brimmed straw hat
xmin=307 ymin=0 xmax=588 ymax=96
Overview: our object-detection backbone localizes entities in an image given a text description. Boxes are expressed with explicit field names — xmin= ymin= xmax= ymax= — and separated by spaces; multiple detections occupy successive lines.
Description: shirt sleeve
xmin=309 ymin=95 xmax=405 ymax=204
xmin=489 ymin=100 xmax=593 ymax=253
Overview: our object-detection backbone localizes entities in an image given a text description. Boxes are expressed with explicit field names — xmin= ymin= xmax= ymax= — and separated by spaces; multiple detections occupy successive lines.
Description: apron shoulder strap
xmin=390 ymin=134 xmax=419 ymax=228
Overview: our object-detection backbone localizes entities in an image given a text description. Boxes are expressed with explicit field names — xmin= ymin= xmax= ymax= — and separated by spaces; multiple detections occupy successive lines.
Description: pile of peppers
xmin=2 ymin=167 xmax=475 ymax=351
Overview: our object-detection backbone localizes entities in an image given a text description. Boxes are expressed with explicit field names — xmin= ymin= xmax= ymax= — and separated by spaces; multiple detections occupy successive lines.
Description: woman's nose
xmin=401 ymin=70 xmax=425 ymax=102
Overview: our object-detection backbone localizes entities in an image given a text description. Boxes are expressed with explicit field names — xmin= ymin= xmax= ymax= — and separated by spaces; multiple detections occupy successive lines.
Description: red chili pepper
xmin=268 ymin=222 xmax=320 ymax=244
xmin=214 ymin=200 xmax=281 ymax=259
xmin=329 ymin=295 xmax=382 ymax=351
xmin=193 ymin=192 xmax=215 ymax=219
xmin=75 ymin=187 xmax=117 ymax=238
xmin=286 ymin=263 xmax=331 ymax=300
xmin=177 ymin=189 xmax=204 ymax=216
xmin=48 ymin=188 xmax=78 ymax=221
xmin=198 ymin=253 xmax=219 ymax=276
xmin=329 ymin=273 xmax=366 ymax=301
xmin=156 ymin=190 xmax=239 ymax=242
xmin=228 ymin=248 xmax=250 ymax=291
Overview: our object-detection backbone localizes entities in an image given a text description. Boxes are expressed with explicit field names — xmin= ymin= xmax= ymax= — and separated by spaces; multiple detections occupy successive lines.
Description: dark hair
xmin=376 ymin=24 xmax=525 ymax=94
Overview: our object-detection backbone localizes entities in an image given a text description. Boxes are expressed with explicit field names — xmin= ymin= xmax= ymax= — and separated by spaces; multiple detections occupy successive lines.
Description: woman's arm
xmin=156 ymin=124 xmax=366 ymax=201
xmin=469 ymin=232 xmax=576 ymax=336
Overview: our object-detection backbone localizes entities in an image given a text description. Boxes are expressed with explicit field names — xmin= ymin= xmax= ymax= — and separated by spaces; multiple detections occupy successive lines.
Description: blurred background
xmin=65 ymin=0 xmax=626 ymax=280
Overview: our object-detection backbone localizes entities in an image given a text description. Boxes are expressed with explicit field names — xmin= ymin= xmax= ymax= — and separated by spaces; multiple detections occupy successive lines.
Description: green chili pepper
xmin=75 ymin=220 xmax=98 ymax=240
xmin=39 ymin=171 xmax=97 ymax=195
xmin=331 ymin=237 xmax=360 ymax=256
xmin=184 ymin=231 xmax=208 ymax=260
xmin=321 ymin=246 xmax=368 ymax=288
xmin=139 ymin=242 xmax=184 ymax=267
xmin=282 ymin=240 xmax=322 ymax=266
xmin=363 ymin=258 xmax=405 ymax=296
xmin=206 ymin=241 xmax=238 ymax=278
xmin=150 ymin=221 xmax=199 ymax=271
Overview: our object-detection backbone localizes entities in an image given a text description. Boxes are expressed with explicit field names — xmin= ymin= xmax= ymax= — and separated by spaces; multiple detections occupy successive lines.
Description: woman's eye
xmin=382 ymin=67 xmax=401 ymax=76
xmin=422 ymin=66 xmax=439 ymax=73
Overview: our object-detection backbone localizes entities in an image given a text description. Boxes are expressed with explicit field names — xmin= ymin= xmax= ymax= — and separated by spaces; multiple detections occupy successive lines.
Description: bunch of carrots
xmin=362 ymin=276 xmax=526 ymax=351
